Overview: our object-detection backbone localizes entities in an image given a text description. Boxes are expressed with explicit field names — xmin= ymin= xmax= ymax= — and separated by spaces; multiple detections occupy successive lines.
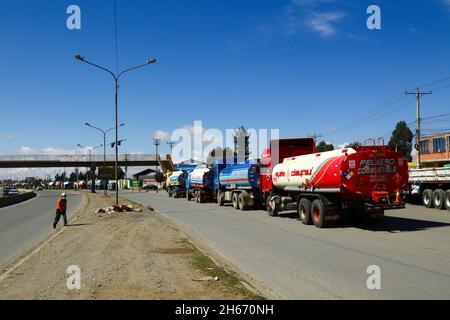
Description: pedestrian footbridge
xmin=0 ymin=154 xmax=169 ymax=169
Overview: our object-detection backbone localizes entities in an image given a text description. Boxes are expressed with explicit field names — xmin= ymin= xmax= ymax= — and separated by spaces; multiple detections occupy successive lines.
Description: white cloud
xmin=284 ymin=0 xmax=345 ymax=37
xmin=7 ymin=146 xmax=96 ymax=156
xmin=19 ymin=146 xmax=33 ymax=154
xmin=337 ymin=142 xmax=349 ymax=149
xmin=153 ymin=130 xmax=170 ymax=141
xmin=1 ymin=133 xmax=16 ymax=141
xmin=305 ymin=11 xmax=345 ymax=37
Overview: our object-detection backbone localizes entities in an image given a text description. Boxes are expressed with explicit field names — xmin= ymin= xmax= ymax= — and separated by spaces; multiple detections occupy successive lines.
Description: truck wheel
xmin=298 ymin=198 xmax=312 ymax=225
xmin=217 ymin=193 xmax=224 ymax=206
xmin=445 ymin=190 xmax=450 ymax=211
xmin=311 ymin=199 xmax=328 ymax=228
xmin=238 ymin=193 xmax=248 ymax=211
xmin=422 ymin=189 xmax=434 ymax=208
xmin=232 ymin=193 xmax=240 ymax=210
xmin=266 ymin=197 xmax=279 ymax=217
xmin=433 ymin=189 xmax=446 ymax=210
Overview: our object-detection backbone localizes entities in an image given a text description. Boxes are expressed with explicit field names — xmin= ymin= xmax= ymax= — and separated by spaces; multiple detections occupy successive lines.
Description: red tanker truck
xmin=260 ymin=139 xmax=409 ymax=228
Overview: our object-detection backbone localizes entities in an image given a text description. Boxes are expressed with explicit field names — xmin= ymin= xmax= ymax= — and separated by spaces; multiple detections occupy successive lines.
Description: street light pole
xmin=85 ymin=122 xmax=124 ymax=195
xmin=75 ymin=55 xmax=156 ymax=205
xmin=153 ymin=138 xmax=161 ymax=172
xmin=167 ymin=141 xmax=176 ymax=157
xmin=65 ymin=154 xmax=85 ymax=190
xmin=77 ymin=143 xmax=103 ymax=193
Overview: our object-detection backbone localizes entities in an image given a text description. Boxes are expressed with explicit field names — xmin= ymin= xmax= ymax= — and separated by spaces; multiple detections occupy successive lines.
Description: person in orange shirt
xmin=53 ymin=193 xmax=68 ymax=229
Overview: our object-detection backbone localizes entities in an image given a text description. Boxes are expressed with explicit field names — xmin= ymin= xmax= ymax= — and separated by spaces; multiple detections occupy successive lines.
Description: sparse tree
xmin=345 ymin=141 xmax=362 ymax=148
xmin=155 ymin=172 xmax=165 ymax=183
xmin=316 ymin=141 xmax=334 ymax=153
xmin=389 ymin=121 xmax=413 ymax=161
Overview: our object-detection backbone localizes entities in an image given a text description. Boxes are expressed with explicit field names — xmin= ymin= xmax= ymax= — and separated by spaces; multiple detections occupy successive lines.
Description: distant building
xmin=419 ymin=132 xmax=450 ymax=167
xmin=177 ymin=159 xmax=205 ymax=165
xmin=133 ymin=168 xmax=159 ymax=187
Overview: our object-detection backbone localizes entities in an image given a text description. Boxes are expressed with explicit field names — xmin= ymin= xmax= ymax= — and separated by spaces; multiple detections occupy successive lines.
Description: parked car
xmin=36 ymin=186 xmax=43 ymax=191
xmin=142 ymin=184 xmax=158 ymax=191
xmin=1 ymin=187 xmax=9 ymax=197
xmin=3 ymin=187 xmax=19 ymax=196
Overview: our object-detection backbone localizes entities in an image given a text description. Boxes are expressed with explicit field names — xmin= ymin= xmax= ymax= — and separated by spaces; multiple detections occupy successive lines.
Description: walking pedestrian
xmin=53 ymin=192 xmax=68 ymax=229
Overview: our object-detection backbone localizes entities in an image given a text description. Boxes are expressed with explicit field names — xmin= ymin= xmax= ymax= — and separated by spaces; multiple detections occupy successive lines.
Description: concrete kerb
xmin=0 ymin=192 xmax=37 ymax=208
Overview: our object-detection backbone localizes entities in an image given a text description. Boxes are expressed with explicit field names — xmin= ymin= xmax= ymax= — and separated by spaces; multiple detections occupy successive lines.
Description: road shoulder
xmin=0 ymin=192 xmax=264 ymax=300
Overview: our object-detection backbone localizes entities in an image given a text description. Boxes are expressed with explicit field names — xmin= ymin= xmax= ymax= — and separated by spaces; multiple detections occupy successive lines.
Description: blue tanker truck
xmin=214 ymin=158 xmax=261 ymax=210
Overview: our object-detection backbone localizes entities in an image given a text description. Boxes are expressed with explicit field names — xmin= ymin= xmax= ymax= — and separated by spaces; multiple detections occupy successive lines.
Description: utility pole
xmin=308 ymin=133 xmax=323 ymax=144
xmin=167 ymin=141 xmax=176 ymax=157
xmin=124 ymin=153 xmax=128 ymax=179
xmin=405 ymin=88 xmax=432 ymax=168
xmin=153 ymin=138 xmax=161 ymax=172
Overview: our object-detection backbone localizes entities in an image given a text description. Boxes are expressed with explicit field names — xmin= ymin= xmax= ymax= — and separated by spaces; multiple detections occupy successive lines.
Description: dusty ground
xmin=0 ymin=192 xmax=263 ymax=300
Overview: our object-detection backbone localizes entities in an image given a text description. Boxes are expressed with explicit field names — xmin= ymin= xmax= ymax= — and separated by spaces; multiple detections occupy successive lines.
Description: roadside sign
xmin=98 ymin=167 xmax=114 ymax=179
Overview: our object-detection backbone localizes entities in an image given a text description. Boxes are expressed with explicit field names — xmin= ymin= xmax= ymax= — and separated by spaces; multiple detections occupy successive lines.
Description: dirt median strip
xmin=0 ymin=192 xmax=265 ymax=300
xmin=0 ymin=192 xmax=89 ymax=283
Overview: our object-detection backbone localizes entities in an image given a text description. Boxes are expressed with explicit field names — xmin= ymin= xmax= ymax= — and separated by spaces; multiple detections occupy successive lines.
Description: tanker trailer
xmin=213 ymin=139 xmax=316 ymax=210
xmin=167 ymin=171 xmax=188 ymax=198
xmin=216 ymin=162 xmax=262 ymax=210
xmin=267 ymin=146 xmax=409 ymax=227
xmin=186 ymin=167 xmax=214 ymax=203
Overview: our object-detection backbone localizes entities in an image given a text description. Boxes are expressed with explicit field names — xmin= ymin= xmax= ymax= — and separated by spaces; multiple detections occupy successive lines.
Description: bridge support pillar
xmin=91 ymin=164 xmax=96 ymax=193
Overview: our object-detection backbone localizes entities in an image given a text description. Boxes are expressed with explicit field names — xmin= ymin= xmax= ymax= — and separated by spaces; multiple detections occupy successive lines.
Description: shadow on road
xmin=266 ymin=210 xmax=450 ymax=233
xmin=356 ymin=216 xmax=450 ymax=233
xmin=67 ymin=223 xmax=92 ymax=227
xmin=276 ymin=211 xmax=300 ymax=220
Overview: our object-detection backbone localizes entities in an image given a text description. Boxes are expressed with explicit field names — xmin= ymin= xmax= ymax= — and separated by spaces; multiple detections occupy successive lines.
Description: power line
xmin=343 ymin=97 xmax=416 ymax=133
xmin=323 ymin=94 xmax=410 ymax=138
xmin=340 ymin=74 xmax=450 ymax=134
xmin=339 ymin=93 xmax=406 ymax=129
xmin=417 ymin=75 xmax=450 ymax=90
xmin=421 ymin=112 xmax=450 ymax=120
xmin=428 ymin=82 xmax=450 ymax=93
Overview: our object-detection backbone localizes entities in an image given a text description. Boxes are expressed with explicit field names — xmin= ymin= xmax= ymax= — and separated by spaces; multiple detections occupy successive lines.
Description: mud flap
xmin=324 ymin=205 xmax=341 ymax=222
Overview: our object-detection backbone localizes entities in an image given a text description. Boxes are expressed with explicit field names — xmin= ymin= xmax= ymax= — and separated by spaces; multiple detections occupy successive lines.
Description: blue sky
xmin=1 ymin=0 xmax=450 ymax=165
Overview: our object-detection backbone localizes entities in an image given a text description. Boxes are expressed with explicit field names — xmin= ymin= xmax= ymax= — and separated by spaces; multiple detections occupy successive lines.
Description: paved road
xmin=0 ymin=190 xmax=82 ymax=263
xmin=123 ymin=191 xmax=450 ymax=299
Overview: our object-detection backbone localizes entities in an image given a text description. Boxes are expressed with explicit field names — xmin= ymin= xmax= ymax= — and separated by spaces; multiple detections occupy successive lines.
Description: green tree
xmin=388 ymin=121 xmax=413 ymax=161
xmin=116 ymin=167 xmax=126 ymax=180
xmin=54 ymin=172 xmax=66 ymax=181
xmin=316 ymin=141 xmax=334 ymax=153
xmin=155 ymin=172 xmax=165 ymax=183
xmin=69 ymin=171 xmax=78 ymax=181
xmin=345 ymin=141 xmax=362 ymax=148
